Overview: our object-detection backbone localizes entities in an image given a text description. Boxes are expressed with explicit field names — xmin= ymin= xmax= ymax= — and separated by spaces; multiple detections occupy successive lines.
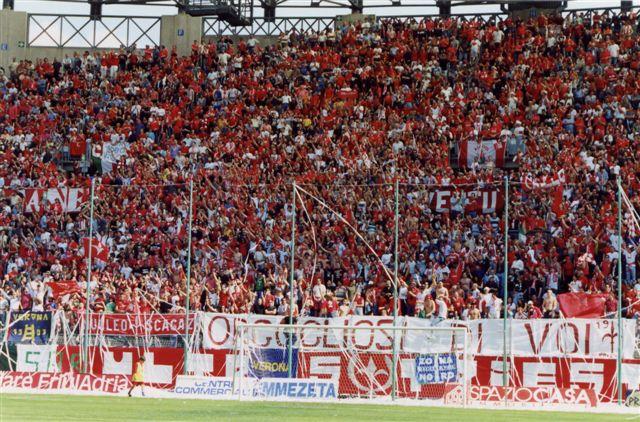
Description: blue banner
xmin=248 ymin=348 xmax=298 ymax=378
xmin=8 ymin=312 xmax=52 ymax=345
xmin=415 ymin=353 xmax=458 ymax=384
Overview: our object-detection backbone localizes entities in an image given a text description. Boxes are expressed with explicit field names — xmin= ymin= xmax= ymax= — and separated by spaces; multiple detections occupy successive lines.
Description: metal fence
xmin=24 ymin=4 xmax=640 ymax=47
xmin=202 ymin=16 xmax=337 ymax=37
xmin=27 ymin=14 xmax=161 ymax=49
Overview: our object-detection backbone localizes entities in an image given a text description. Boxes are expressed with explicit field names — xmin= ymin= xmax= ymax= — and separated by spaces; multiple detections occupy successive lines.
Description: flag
xmin=459 ymin=140 xmax=505 ymax=168
xmin=557 ymin=292 xmax=607 ymax=318
xmin=449 ymin=260 xmax=464 ymax=284
xmin=23 ymin=188 xmax=88 ymax=213
xmin=551 ymin=185 xmax=565 ymax=217
xmin=48 ymin=281 xmax=82 ymax=298
xmin=82 ymin=237 xmax=109 ymax=262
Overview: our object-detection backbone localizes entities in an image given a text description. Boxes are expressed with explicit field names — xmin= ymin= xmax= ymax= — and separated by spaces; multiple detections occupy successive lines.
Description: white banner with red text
xmin=200 ymin=314 xmax=636 ymax=359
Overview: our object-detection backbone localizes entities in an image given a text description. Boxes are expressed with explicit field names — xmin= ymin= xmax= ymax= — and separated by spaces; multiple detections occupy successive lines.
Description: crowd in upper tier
xmin=1 ymin=11 xmax=640 ymax=324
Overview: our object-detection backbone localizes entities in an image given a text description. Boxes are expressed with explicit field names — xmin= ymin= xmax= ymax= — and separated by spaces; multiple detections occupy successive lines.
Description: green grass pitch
xmin=0 ymin=394 xmax=631 ymax=422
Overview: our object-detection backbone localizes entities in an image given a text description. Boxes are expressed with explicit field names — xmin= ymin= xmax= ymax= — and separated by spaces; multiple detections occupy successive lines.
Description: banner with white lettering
xmin=85 ymin=313 xmax=196 ymax=336
xmin=55 ymin=346 xmax=232 ymax=387
xmin=21 ymin=344 xmax=640 ymax=403
xmin=407 ymin=185 xmax=504 ymax=214
xmin=22 ymin=188 xmax=87 ymax=213
xmin=466 ymin=386 xmax=598 ymax=407
xmin=415 ymin=353 xmax=458 ymax=384
xmin=0 ymin=372 xmax=129 ymax=394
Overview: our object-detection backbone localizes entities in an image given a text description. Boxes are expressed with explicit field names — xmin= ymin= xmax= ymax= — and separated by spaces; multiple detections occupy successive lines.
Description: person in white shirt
xmin=489 ymin=292 xmax=502 ymax=319
xmin=511 ymin=257 xmax=525 ymax=273
xmin=546 ymin=268 xmax=559 ymax=292
xmin=470 ymin=39 xmax=482 ymax=62
xmin=569 ymin=278 xmax=582 ymax=293
xmin=281 ymin=94 xmax=292 ymax=110
xmin=120 ymin=264 xmax=133 ymax=279
xmin=492 ymin=28 xmax=504 ymax=45
xmin=481 ymin=287 xmax=493 ymax=316
xmin=623 ymin=245 xmax=638 ymax=285
xmin=312 ymin=280 xmax=326 ymax=302
xmin=218 ymin=52 xmax=231 ymax=66
xmin=247 ymin=36 xmax=259 ymax=50
xmin=607 ymin=42 xmax=620 ymax=65
xmin=434 ymin=295 xmax=448 ymax=322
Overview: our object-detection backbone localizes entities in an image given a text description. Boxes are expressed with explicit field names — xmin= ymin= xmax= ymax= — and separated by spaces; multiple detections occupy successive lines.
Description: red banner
xmin=56 ymin=346 xmax=230 ymax=387
xmin=47 ymin=281 xmax=82 ymax=298
xmin=17 ymin=344 xmax=640 ymax=404
xmin=298 ymin=352 xmax=457 ymax=399
xmin=558 ymin=293 xmax=607 ymax=318
xmin=473 ymin=355 xmax=640 ymax=403
xmin=23 ymin=187 xmax=87 ymax=213
xmin=425 ymin=186 xmax=504 ymax=214
xmin=85 ymin=313 xmax=196 ymax=336
xmin=0 ymin=371 xmax=129 ymax=393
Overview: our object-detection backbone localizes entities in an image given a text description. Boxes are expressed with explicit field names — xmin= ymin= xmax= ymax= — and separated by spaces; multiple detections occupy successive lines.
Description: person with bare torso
xmin=542 ymin=289 xmax=558 ymax=318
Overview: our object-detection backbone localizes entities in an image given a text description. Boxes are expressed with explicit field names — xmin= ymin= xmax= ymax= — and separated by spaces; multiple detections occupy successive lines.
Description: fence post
xmin=184 ymin=175 xmax=194 ymax=374
xmin=287 ymin=181 xmax=297 ymax=378
xmin=502 ymin=176 xmax=509 ymax=391
xmin=391 ymin=179 xmax=400 ymax=401
xmin=617 ymin=176 xmax=623 ymax=405
xmin=83 ymin=177 xmax=95 ymax=374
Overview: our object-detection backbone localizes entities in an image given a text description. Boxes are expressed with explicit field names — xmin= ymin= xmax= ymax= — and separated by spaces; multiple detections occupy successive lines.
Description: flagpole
xmin=616 ymin=176 xmax=623 ymax=405
xmin=502 ymin=176 xmax=509 ymax=390
xmin=391 ymin=178 xmax=400 ymax=401
xmin=83 ymin=177 xmax=95 ymax=374
xmin=287 ymin=181 xmax=296 ymax=378
xmin=184 ymin=173 xmax=194 ymax=375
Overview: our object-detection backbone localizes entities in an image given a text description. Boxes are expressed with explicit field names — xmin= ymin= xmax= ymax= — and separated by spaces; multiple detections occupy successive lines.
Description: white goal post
xmin=233 ymin=323 xmax=469 ymax=405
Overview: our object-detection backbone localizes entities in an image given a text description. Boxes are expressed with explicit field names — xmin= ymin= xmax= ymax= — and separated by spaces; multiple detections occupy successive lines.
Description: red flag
xmin=82 ymin=237 xmax=109 ymax=262
xmin=48 ymin=281 xmax=82 ymax=298
xmin=551 ymin=185 xmax=565 ymax=217
xmin=449 ymin=260 xmax=464 ymax=284
xmin=557 ymin=292 xmax=607 ymax=318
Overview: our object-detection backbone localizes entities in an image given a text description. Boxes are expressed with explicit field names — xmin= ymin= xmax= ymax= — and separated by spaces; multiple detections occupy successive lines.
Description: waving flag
xmin=82 ymin=237 xmax=109 ymax=262
xmin=48 ymin=281 xmax=83 ymax=299
xmin=558 ymin=292 xmax=607 ymax=318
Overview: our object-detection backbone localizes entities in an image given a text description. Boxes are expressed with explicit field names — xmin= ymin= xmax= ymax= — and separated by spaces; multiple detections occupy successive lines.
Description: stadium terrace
xmin=1 ymin=11 xmax=640 ymax=323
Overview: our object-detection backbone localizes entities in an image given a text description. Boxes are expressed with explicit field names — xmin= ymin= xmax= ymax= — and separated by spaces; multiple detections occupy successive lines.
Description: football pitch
xmin=0 ymin=394 xmax=635 ymax=422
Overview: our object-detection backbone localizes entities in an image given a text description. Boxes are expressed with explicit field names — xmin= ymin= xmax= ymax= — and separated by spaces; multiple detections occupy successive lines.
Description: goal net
xmin=234 ymin=323 xmax=469 ymax=404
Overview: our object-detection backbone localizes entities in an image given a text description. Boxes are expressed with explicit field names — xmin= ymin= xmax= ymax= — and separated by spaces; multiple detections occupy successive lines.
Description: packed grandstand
xmin=1 ymin=10 xmax=640 ymax=327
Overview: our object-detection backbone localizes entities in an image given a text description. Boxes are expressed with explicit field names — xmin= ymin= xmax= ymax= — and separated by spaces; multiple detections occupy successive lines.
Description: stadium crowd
xmin=1 ymin=10 xmax=640 ymax=323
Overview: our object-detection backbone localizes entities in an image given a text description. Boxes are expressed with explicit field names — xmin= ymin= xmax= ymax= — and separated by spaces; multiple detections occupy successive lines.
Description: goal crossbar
xmin=236 ymin=323 xmax=469 ymax=332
